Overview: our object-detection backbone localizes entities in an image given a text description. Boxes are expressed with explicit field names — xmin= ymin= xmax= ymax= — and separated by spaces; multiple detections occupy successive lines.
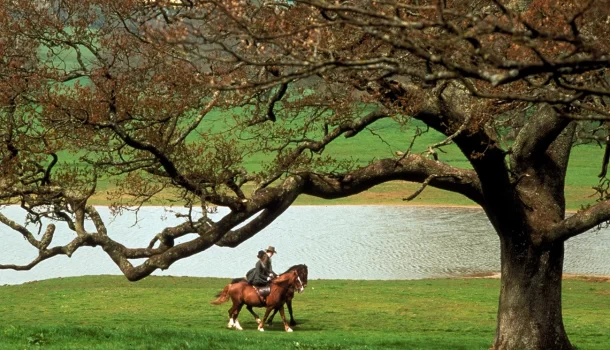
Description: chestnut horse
xmin=211 ymin=269 xmax=305 ymax=332
xmin=228 ymin=264 xmax=308 ymax=327
xmin=264 ymin=264 xmax=308 ymax=326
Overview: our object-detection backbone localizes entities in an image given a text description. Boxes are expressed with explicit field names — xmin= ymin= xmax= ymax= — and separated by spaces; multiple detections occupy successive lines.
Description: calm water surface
xmin=1 ymin=205 xmax=609 ymax=285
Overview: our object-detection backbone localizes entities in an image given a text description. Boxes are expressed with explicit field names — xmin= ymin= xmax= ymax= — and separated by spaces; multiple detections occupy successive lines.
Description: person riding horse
xmin=246 ymin=247 xmax=278 ymax=284
xmin=212 ymin=264 xmax=309 ymax=332
xmin=211 ymin=266 xmax=305 ymax=332
xmin=247 ymin=250 xmax=272 ymax=286
xmin=246 ymin=247 xmax=278 ymax=302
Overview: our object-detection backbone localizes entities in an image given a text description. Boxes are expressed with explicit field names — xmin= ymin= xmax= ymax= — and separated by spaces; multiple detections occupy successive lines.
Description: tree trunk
xmin=493 ymin=236 xmax=572 ymax=350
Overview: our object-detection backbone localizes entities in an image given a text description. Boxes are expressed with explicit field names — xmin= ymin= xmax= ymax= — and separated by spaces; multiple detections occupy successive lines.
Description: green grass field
xmin=0 ymin=275 xmax=608 ymax=349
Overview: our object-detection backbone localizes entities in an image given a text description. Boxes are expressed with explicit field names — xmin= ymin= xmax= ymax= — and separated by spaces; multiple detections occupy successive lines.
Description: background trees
xmin=2 ymin=1 xmax=610 ymax=349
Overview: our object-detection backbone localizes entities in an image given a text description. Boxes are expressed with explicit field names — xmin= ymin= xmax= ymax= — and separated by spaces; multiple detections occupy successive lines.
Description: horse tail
xmin=211 ymin=284 xmax=230 ymax=305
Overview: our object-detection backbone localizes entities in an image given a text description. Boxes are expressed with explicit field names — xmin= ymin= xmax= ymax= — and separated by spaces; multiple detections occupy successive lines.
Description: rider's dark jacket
xmin=246 ymin=256 xmax=275 ymax=286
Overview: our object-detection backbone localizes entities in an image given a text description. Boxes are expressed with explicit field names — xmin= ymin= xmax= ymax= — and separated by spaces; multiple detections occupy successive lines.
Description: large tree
xmin=2 ymin=1 xmax=610 ymax=349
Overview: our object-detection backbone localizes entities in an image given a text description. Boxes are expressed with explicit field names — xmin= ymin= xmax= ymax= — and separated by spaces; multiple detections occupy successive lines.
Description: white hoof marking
xmin=286 ymin=327 xmax=293 ymax=332
xmin=234 ymin=321 xmax=243 ymax=331
xmin=259 ymin=327 xmax=265 ymax=332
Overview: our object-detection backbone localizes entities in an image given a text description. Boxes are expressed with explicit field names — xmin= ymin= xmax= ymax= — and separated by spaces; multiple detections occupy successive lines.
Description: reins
xmin=295 ymin=275 xmax=304 ymax=293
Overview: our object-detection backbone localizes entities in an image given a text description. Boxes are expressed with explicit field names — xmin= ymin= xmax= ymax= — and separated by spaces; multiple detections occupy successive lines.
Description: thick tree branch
xmin=301 ymin=154 xmax=484 ymax=205
xmin=547 ymin=200 xmax=610 ymax=242
xmin=0 ymin=212 xmax=42 ymax=249
xmin=218 ymin=178 xmax=303 ymax=247
xmin=0 ymin=235 xmax=96 ymax=271
xmin=511 ymin=104 xmax=572 ymax=174
xmin=386 ymin=82 xmax=511 ymax=207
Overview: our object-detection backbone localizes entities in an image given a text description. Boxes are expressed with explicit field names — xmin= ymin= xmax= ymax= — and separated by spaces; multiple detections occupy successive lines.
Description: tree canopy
xmin=2 ymin=1 xmax=610 ymax=349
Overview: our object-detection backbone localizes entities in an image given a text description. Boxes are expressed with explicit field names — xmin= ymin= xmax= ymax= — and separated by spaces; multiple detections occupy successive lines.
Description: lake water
xmin=1 ymin=205 xmax=610 ymax=285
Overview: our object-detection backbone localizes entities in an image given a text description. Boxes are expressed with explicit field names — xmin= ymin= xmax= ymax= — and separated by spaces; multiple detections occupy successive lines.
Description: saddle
xmin=255 ymin=285 xmax=271 ymax=305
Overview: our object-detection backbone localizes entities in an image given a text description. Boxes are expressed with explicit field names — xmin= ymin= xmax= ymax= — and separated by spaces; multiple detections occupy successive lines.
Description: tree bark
xmin=493 ymin=235 xmax=572 ymax=350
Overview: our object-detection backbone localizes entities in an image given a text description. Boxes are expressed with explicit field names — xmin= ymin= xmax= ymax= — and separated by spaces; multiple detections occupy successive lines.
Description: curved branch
xmin=217 ymin=179 xmax=303 ymax=247
xmin=266 ymin=83 xmax=288 ymax=122
xmin=170 ymin=91 xmax=220 ymax=146
xmin=547 ymin=200 xmax=610 ymax=242
xmin=0 ymin=212 xmax=40 ymax=248
xmin=0 ymin=235 xmax=96 ymax=271
xmin=85 ymin=206 xmax=108 ymax=236
xmin=301 ymin=154 xmax=484 ymax=205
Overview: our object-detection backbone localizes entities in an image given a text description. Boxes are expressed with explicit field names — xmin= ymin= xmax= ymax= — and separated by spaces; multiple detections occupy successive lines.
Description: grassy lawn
xmin=0 ymin=276 xmax=608 ymax=349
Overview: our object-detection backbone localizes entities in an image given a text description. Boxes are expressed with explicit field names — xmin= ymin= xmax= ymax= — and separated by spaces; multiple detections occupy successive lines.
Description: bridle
xmin=281 ymin=265 xmax=307 ymax=293
xmin=294 ymin=275 xmax=305 ymax=294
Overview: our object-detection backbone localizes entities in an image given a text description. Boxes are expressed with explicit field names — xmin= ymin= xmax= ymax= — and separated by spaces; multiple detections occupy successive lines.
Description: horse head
xmin=296 ymin=264 xmax=308 ymax=289
xmin=283 ymin=264 xmax=308 ymax=289
xmin=291 ymin=269 xmax=305 ymax=294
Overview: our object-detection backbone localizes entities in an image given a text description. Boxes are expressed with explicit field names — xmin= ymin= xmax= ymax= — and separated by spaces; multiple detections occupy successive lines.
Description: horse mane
xmin=280 ymin=264 xmax=307 ymax=275
xmin=272 ymin=270 xmax=296 ymax=285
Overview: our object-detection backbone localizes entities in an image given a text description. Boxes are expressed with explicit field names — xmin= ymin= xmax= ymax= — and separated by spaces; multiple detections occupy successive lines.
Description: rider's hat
xmin=266 ymin=246 xmax=277 ymax=254
xmin=257 ymin=250 xmax=265 ymax=259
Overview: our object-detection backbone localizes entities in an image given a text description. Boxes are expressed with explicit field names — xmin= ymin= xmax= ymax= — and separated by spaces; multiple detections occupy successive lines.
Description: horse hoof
xmin=286 ymin=327 xmax=293 ymax=332
xmin=235 ymin=326 xmax=243 ymax=331
xmin=258 ymin=328 xmax=265 ymax=332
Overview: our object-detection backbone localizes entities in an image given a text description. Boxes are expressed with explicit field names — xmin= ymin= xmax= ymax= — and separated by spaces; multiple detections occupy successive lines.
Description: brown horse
xmin=211 ymin=269 xmax=305 ymax=332
xmin=264 ymin=264 xmax=308 ymax=326
xmin=224 ymin=264 xmax=308 ymax=327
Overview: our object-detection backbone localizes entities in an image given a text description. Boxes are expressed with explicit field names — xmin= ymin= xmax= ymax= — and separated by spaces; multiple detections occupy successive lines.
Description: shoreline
xmin=68 ymin=202 xmax=582 ymax=213
xmin=464 ymin=271 xmax=610 ymax=282
xmin=0 ymin=201 xmax=584 ymax=215
xmin=1 ymin=202 xmax=484 ymax=209
xmin=5 ymin=272 xmax=610 ymax=287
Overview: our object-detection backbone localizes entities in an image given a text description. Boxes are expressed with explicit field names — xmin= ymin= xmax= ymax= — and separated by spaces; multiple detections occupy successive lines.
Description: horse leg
xmin=227 ymin=303 xmax=237 ymax=329
xmin=286 ymin=299 xmax=296 ymax=326
xmin=232 ymin=304 xmax=244 ymax=331
xmin=267 ymin=309 xmax=277 ymax=326
xmin=268 ymin=295 xmax=293 ymax=326
xmin=278 ymin=305 xmax=293 ymax=332
xmin=246 ymin=305 xmax=262 ymax=325
xmin=258 ymin=307 xmax=273 ymax=332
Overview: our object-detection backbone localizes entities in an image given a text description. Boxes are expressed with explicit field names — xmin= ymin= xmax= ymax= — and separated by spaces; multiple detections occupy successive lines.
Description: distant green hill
xmin=69 ymin=114 xmax=602 ymax=210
